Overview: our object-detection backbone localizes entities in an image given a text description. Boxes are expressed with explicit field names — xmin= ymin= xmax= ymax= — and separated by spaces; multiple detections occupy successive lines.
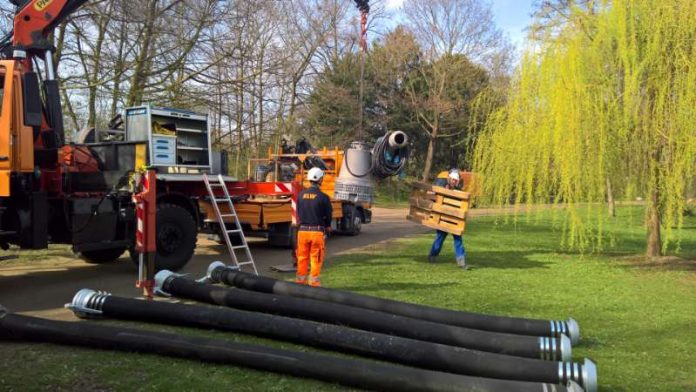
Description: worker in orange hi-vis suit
xmin=295 ymin=167 xmax=333 ymax=287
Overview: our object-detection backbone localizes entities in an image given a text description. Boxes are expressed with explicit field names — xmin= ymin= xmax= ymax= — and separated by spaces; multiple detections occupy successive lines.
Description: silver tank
xmin=334 ymin=141 xmax=375 ymax=203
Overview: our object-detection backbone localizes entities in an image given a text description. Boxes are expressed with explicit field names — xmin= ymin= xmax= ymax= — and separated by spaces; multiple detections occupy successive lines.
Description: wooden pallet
xmin=424 ymin=211 xmax=466 ymax=235
xmin=406 ymin=205 xmax=430 ymax=224
xmin=431 ymin=186 xmax=470 ymax=220
xmin=407 ymin=183 xmax=470 ymax=235
xmin=409 ymin=196 xmax=434 ymax=210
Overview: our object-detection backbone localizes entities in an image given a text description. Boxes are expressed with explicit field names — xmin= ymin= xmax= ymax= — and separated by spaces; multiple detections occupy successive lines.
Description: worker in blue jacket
xmin=296 ymin=167 xmax=333 ymax=286
xmin=428 ymin=169 xmax=468 ymax=269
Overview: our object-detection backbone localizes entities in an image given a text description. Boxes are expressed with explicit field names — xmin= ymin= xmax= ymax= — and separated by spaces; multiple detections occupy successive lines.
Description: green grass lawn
xmin=1 ymin=206 xmax=695 ymax=391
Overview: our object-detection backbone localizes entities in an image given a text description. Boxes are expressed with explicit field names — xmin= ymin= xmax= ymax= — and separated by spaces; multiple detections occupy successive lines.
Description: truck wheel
xmin=347 ymin=207 xmax=362 ymax=236
xmin=130 ymin=203 xmax=197 ymax=271
xmin=81 ymin=248 xmax=126 ymax=264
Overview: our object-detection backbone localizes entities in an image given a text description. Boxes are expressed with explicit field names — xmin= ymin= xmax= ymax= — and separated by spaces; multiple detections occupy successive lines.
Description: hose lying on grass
xmin=0 ymin=306 xmax=584 ymax=392
xmin=156 ymin=270 xmax=571 ymax=361
xmin=203 ymin=262 xmax=580 ymax=344
xmin=67 ymin=289 xmax=597 ymax=391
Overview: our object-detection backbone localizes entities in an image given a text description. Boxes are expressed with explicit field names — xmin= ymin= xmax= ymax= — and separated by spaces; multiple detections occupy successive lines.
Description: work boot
xmin=456 ymin=256 xmax=470 ymax=270
xmin=428 ymin=255 xmax=437 ymax=263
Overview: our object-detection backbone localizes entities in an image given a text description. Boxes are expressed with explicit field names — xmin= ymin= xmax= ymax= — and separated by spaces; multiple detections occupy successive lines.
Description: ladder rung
xmin=206 ymin=176 xmax=256 ymax=274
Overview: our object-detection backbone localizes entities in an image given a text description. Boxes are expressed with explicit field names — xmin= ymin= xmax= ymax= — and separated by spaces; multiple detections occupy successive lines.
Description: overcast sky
xmin=384 ymin=0 xmax=536 ymax=49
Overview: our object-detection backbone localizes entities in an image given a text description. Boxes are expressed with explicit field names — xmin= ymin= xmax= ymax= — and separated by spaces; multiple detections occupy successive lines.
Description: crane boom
xmin=12 ymin=0 xmax=87 ymax=52
xmin=1 ymin=0 xmax=88 ymax=148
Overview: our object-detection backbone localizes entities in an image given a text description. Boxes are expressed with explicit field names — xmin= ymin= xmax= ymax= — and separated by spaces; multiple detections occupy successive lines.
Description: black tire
xmin=345 ymin=206 xmax=362 ymax=236
xmin=130 ymin=203 xmax=197 ymax=271
xmin=81 ymin=247 xmax=126 ymax=264
xmin=349 ymin=208 xmax=362 ymax=236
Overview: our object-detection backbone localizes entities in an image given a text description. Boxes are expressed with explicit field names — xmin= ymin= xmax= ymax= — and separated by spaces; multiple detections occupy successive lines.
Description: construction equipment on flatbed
xmin=200 ymin=141 xmax=373 ymax=249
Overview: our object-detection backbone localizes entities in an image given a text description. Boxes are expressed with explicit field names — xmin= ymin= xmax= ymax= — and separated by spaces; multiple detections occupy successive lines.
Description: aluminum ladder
xmin=203 ymin=173 xmax=258 ymax=275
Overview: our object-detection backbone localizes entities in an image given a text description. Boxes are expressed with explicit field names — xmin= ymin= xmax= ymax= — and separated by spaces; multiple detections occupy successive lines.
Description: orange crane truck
xmin=0 ymin=1 xmax=374 ymax=272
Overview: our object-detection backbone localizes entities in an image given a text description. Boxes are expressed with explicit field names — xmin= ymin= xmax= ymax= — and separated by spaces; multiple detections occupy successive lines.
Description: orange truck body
xmin=199 ymin=146 xmax=369 ymax=240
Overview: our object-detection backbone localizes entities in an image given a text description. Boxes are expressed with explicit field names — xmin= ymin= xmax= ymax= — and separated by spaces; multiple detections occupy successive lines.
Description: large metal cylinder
xmin=205 ymin=263 xmax=580 ymax=344
xmin=155 ymin=271 xmax=571 ymax=361
xmin=0 ymin=306 xmax=584 ymax=392
xmin=334 ymin=141 xmax=374 ymax=203
xmin=67 ymin=289 xmax=597 ymax=390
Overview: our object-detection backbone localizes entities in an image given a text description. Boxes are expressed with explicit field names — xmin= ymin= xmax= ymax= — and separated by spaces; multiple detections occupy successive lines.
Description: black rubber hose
xmin=0 ymin=307 xmax=582 ymax=392
xmin=208 ymin=265 xmax=580 ymax=344
xmin=67 ymin=290 xmax=596 ymax=390
xmin=371 ymin=131 xmax=409 ymax=179
xmin=156 ymin=272 xmax=571 ymax=361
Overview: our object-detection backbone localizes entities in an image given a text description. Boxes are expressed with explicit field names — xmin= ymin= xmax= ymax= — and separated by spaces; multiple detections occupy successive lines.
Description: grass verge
xmin=1 ymin=206 xmax=695 ymax=391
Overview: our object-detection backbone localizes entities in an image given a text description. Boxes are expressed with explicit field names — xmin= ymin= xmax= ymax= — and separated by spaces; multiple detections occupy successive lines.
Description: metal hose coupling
xmin=538 ymin=335 xmax=572 ymax=361
xmin=566 ymin=381 xmax=584 ymax=392
xmin=154 ymin=270 xmax=184 ymax=296
xmin=566 ymin=318 xmax=580 ymax=345
xmin=558 ymin=358 xmax=598 ymax=392
xmin=202 ymin=261 xmax=229 ymax=284
xmin=65 ymin=289 xmax=111 ymax=318
xmin=387 ymin=131 xmax=408 ymax=149
xmin=549 ymin=318 xmax=581 ymax=345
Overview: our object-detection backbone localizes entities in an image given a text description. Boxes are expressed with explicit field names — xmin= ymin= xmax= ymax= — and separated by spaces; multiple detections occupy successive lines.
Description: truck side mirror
xmin=22 ymin=72 xmax=42 ymax=127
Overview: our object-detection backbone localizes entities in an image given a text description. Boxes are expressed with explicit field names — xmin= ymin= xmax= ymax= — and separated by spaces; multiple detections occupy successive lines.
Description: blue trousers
xmin=429 ymin=230 xmax=466 ymax=259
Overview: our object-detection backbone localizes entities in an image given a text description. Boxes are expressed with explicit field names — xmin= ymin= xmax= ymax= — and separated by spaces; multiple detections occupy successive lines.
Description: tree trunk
xmin=88 ymin=13 xmax=109 ymax=127
xmin=110 ymin=15 xmax=127 ymax=118
xmin=646 ymin=186 xmax=662 ymax=258
xmin=60 ymin=89 xmax=80 ymax=136
xmin=606 ymin=177 xmax=616 ymax=217
xmin=421 ymin=113 xmax=439 ymax=181
xmin=235 ymin=63 xmax=245 ymax=178
xmin=421 ymin=133 xmax=436 ymax=181
xmin=127 ymin=0 xmax=158 ymax=106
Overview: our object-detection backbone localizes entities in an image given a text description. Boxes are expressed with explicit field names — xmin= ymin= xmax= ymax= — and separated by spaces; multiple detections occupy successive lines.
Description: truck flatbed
xmin=157 ymin=174 xmax=238 ymax=183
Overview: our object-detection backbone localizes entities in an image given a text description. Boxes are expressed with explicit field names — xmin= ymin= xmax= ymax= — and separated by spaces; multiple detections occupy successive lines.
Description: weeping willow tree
xmin=473 ymin=0 xmax=696 ymax=257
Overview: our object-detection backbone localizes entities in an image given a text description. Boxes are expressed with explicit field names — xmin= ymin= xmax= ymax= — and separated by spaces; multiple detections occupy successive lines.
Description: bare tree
xmin=402 ymin=0 xmax=504 ymax=180
xmin=0 ymin=0 xmax=357 ymax=172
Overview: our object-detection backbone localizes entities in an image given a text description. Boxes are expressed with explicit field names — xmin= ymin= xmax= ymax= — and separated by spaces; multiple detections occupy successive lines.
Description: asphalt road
xmin=0 ymin=207 xmax=429 ymax=320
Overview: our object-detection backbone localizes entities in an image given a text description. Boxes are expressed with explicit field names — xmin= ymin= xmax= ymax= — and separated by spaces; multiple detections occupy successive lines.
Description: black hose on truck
xmin=371 ymin=130 xmax=409 ymax=179
xmin=67 ymin=289 xmax=597 ymax=391
xmin=204 ymin=262 xmax=580 ymax=344
xmin=0 ymin=306 xmax=584 ymax=392
xmin=156 ymin=271 xmax=571 ymax=361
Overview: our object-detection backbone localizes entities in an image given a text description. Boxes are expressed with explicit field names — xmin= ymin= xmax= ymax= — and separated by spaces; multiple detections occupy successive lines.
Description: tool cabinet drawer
xmin=152 ymin=152 xmax=176 ymax=165
xmin=152 ymin=136 xmax=176 ymax=154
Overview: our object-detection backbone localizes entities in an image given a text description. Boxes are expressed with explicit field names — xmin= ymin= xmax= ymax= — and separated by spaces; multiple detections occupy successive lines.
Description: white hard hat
xmin=307 ymin=167 xmax=324 ymax=182
xmin=448 ymin=169 xmax=460 ymax=181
